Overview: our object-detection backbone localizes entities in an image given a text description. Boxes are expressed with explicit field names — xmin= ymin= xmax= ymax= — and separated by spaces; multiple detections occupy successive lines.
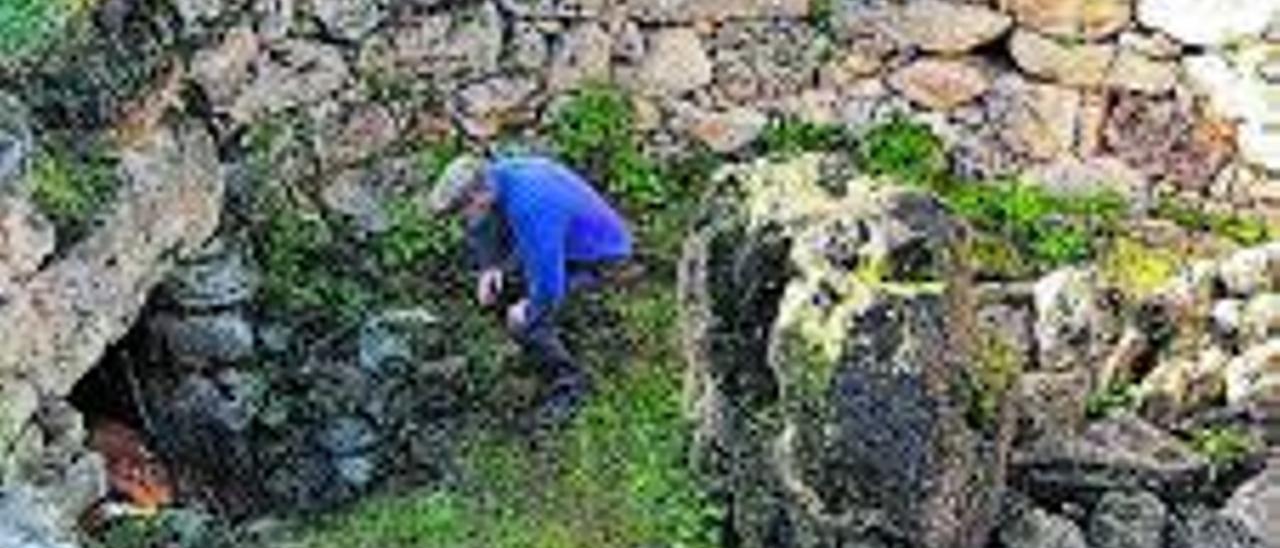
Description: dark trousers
xmin=509 ymin=260 xmax=620 ymax=378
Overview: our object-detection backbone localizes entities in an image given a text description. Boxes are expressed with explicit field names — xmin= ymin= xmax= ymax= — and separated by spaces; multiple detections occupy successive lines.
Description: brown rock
xmin=685 ymin=107 xmax=768 ymax=153
xmin=1000 ymin=0 xmax=1133 ymax=40
xmin=1010 ymin=29 xmax=1115 ymax=87
xmin=0 ymin=197 xmax=54 ymax=286
xmin=888 ymin=57 xmax=991 ymax=111
xmin=191 ymin=25 xmax=260 ymax=109
xmin=625 ymin=0 xmax=809 ymax=22
xmin=549 ymin=22 xmax=612 ymax=92
xmin=992 ymin=77 xmax=1083 ymax=160
xmin=883 ymin=0 xmax=1014 ymax=53
xmin=1106 ymin=50 xmax=1179 ymax=94
xmin=632 ymin=28 xmax=714 ymax=97
xmin=1103 ymin=93 xmax=1236 ymax=191
xmin=1017 ymin=369 xmax=1092 ymax=443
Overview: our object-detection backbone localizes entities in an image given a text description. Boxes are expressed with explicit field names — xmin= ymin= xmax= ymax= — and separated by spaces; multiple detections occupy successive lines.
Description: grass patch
xmin=1085 ymin=382 xmax=1140 ymax=420
xmin=856 ymin=116 xmax=947 ymax=186
xmin=29 ymin=142 xmax=118 ymax=244
xmin=1098 ymin=237 xmax=1183 ymax=300
xmin=289 ymin=287 xmax=722 ymax=548
xmin=965 ymin=330 xmax=1024 ymax=432
xmin=1153 ymin=196 xmax=1273 ymax=246
xmin=1188 ymin=425 xmax=1258 ymax=467
xmin=758 ymin=117 xmax=851 ymax=158
xmin=549 ymin=84 xmax=671 ymax=210
xmin=0 ymin=0 xmax=94 ymax=61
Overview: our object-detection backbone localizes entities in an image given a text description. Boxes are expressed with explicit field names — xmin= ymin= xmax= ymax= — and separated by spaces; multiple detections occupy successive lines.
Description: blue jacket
xmin=481 ymin=156 xmax=632 ymax=323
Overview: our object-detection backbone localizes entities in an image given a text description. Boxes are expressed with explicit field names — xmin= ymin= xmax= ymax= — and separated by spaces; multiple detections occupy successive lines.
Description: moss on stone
xmin=1098 ymin=237 xmax=1183 ymax=300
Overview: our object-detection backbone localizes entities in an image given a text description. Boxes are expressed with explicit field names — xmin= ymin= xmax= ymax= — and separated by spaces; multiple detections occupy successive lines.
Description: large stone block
xmin=680 ymin=155 xmax=1012 ymax=548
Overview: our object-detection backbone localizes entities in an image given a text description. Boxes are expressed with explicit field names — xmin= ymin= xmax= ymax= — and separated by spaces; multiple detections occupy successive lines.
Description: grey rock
xmin=1012 ymin=412 xmax=1210 ymax=500
xmin=0 ymin=197 xmax=54 ymax=286
xmin=680 ymin=156 xmax=1010 ymax=548
xmin=169 ymin=372 xmax=260 ymax=434
xmin=1226 ymin=340 xmax=1280 ymax=414
xmin=318 ymin=416 xmax=379 ymax=456
xmin=1087 ymin=490 xmax=1167 ymax=548
xmin=334 ymin=455 xmax=377 ymax=488
xmin=1224 ymin=461 xmax=1280 ymax=547
xmin=450 ymin=75 xmax=538 ymax=139
xmin=1241 ymin=294 xmax=1280 ymax=344
xmin=1212 ymin=299 xmax=1246 ymax=343
xmin=549 ymin=22 xmax=612 ymax=91
xmin=1167 ymin=506 xmax=1265 ymax=548
xmin=1219 ymin=243 xmax=1280 ymax=297
xmin=163 ymin=239 xmax=258 ymax=310
xmin=358 ymin=308 xmax=446 ymax=375
xmin=230 ymin=40 xmax=350 ymax=124
xmin=0 ymin=92 xmax=32 ymax=189
xmin=0 ymin=122 xmax=224 ymax=394
xmin=384 ymin=3 xmax=503 ymax=83
xmin=0 ymin=488 xmax=75 ymax=548
xmin=632 ymin=28 xmax=713 ymax=97
xmin=1035 ymin=267 xmax=1110 ymax=372
xmin=313 ymin=0 xmax=388 ymax=42
xmin=192 ymin=26 xmax=260 ymax=110
xmin=999 ymin=507 xmax=1087 ymax=548
xmin=173 ymin=0 xmax=224 ymax=26
xmin=879 ymin=0 xmax=1012 ymax=54
xmin=255 ymin=0 xmax=296 ymax=42
xmin=509 ymin=22 xmax=549 ymax=71
xmin=497 ymin=0 xmax=606 ymax=18
xmin=151 ymin=311 xmax=256 ymax=364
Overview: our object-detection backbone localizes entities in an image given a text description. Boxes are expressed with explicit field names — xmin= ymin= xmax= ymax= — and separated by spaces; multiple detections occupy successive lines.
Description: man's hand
xmin=507 ymin=299 xmax=529 ymax=332
xmin=477 ymin=269 xmax=504 ymax=307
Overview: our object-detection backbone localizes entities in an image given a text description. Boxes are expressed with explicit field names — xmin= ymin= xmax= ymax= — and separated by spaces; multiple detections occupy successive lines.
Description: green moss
xmin=810 ymin=0 xmax=836 ymax=36
xmin=965 ymin=331 xmax=1023 ymax=431
xmin=1085 ymin=382 xmax=1140 ymax=419
xmin=289 ymin=286 xmax=722 ymax=548
xmin=856 ymin=116 xmax=947 ymax=186
xmin=1188 ymin=425 xmax=1257 ymax=467
xmin=1154 ymin=196 xmax=1273 ymax=246
xmin=549 ymin=84 xmax=671 ymax=210
xmin=0 ymin=0 xmax=93 ymax=60
xmin=374 ymin=197 xmax=462 ymax=271
xmin=758 ymin=117 xmax=851 ymax=158
xmin=1098 ymin=237 xmax=1182 ymax=299
xmin=29 ymin=143 xmax=118 ymax=244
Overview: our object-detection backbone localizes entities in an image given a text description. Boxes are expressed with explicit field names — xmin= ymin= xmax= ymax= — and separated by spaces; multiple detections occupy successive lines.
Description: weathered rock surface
xmin=624 ymin=0 xmax=809 ymax=22
xmin=1138 ymin=0 xmax=1276 ymax=46
xmin=889 ymin=57 xmax=991 ymax=111
xmin=1225 ymin=463 xmax=1280 ymax=548
xmin=1087 ymin=490 xmax=1167 ymax=548
xmin=681 ymin=155 xmax=1011 ymax=548
xmin=0 ymin=92 xmax=32 ymax=188
xmin=0 ymin=197 xmax=54 ymax=289
xmin=999 ymin=506 xmax=1088 ymax=548
xmin=1010 ymin=29 xmax=1114 ymax=87
xmin=632 ymin=28 xmax=714 ymax=97
xmin=881 ymin=0 xmax=1013 ymax=54
xmin=1000 ymin=0 xmax=1133 ymax=40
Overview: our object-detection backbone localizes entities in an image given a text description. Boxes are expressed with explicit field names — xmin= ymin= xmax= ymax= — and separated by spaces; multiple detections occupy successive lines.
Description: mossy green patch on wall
xmin=29 ymin=142 xmax=118 ymax=245
xmin=0 ymin=0 xmax=95 ymax=61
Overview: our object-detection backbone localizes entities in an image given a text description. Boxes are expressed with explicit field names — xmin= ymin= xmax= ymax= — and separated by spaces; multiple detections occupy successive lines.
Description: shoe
xmin=534 ymin=369 xmax=589 ymax=428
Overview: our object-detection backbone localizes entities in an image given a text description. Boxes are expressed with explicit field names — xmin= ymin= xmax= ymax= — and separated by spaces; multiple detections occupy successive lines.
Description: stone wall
xmin=140 ymin=0 xmax=1280 ymax=221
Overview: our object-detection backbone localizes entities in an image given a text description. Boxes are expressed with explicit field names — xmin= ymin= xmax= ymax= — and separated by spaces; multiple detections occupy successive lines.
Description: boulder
xmin=1105 ymin=50 xmax=1179 ymax=94
xmin=161 ymin=239 xmax=259 ymax=311
xmin=0 ymin=197 xmax=54 ymax=287
xmin=1185 ymin=46 xmax=1280 ymax=171
xmin=0 ymin=121 xmax=224 ymax=393
xmin=0 ymin=92 xmax=32 ymax=189
xmin=632 ymin=28 xmax=714 ymax=97
xmin=999 ymin=0 xmax=1133 ymax=40
xmin=1087 ymin=490 xmax=1167 ymax=548
xmin=998 ymin=506 xmax=1088 ymax=548
xmin=191 ymin=26 xmax=260 ymax=110
xmin=1103 ymin=92 xmax=1235 ymax=192
xmin=889 ymin=57 xmax=991 ymax=111
xmin=1012 ymin=412 xmax=1211 ymax=501
xmin=624 ymin=0 xmax=809 ymax=22
xmin=1167 ymin=506 xmax=1265 ymax=548
xmin=229 ymin=40 xmax=350 ymax=124
xmin=548 ymin=22 xmax=612 ymax=92
xmin=1225 ymin=340 xmax=1280 ymax=414
xmin=0 ymin=488 xmax=77 ymax=548
xmin=1034 ymin=267 xmax=1111 ymax=371
xmin=881 ymin=0 xmax=1013 ymax=54
xmin=313 ymin=0 xmax=388 ymax=42
xmin=1217 ymin=243 xmax=1280 ymax=297
xmin=149 ymin=311 xmax=256 ymax=365
xmin=680 ymin=155 xmax=1012 ymax=548
xmin=1010 ymin=29 xmax=1115 ymax=87
xmin=1225 ymin=464 xmax=1280 ymax=548
xmin=1138 ymin=0 xmax=1275 ymax=46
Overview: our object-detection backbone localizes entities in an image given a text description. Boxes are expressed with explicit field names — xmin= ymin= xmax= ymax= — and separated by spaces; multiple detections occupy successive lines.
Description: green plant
xmin=810 ymin=0 xmax=836 ymax=36
xmin=1085 ymin=382 xmax=1140 ymax=419
xmin=966 ymin=331 xmax=1023 ymax=431
xmin=856 ymin=116 xmax=947 ymax=186
xmin=0 ymin=0 xmax=92 ymax=60
xmin=29 ymin=144 xmax=118 ymax=243
xmin=759 ymin=117 xmax=850 ymax=158
xmin=374 ymin=197 xmax=462 ymax=271
xmin=549 ymin=84 xmax=672 ymax=210
xmin=1189 ymin=425 xmax=1257 ymax=466
xmin=1154 ymin=197 xmax=1273 ymax=246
